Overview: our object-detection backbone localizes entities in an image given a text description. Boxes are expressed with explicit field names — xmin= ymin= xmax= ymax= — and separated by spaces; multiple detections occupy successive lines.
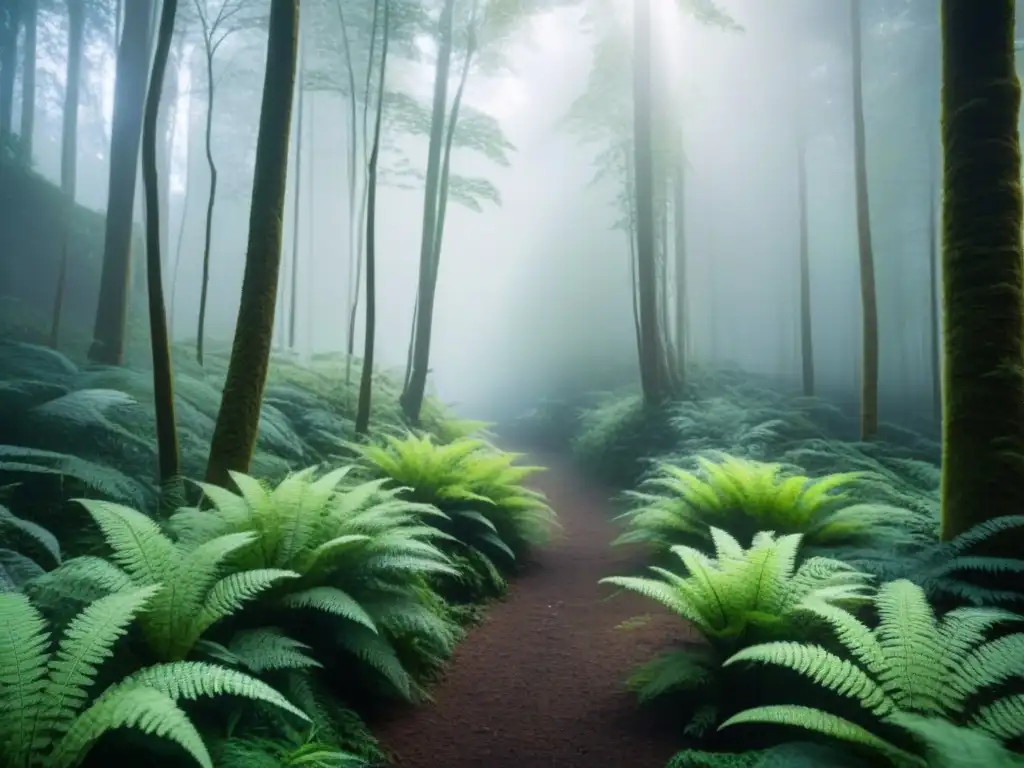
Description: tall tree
xmin=205 ymin=0 xmax=299 ymax=487
xmin=0 ymin=0 xmax=17 ymax=145
xmin=632 ymin=0 xmax=671 ymax=406
xmin=19 ymin=0 xmax=36 ymax=156
xmin=939 ymin=0 xmax=1024 ymax=542
xmin=48 ymin=0 xmax=86 ymax=349
xmin=89 ymin=0 xmax=156 ymax=365
xmin=796 ymin=97 xmax=813 ymax=396
xmin=192 ymin=0 xmax=259 ymax=366
xmin=355 ymin=0 xmax=390 ymax=436
xmin=287 ymin=31 xmax=305 ymax=350
xmin=850 ymin=0 xmax=879 ymax=438
xmin=398 ymin=0 xmax=455 ymax=424
xmin=141 ymin=0 xmax=181 ymax=491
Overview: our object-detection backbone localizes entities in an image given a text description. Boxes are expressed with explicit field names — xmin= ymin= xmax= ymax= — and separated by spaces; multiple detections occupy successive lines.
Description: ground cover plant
xmin=528 ymin=371 xmax=1024 ymax=767
xmin=0 ymin=339 xmax=556 ymax=766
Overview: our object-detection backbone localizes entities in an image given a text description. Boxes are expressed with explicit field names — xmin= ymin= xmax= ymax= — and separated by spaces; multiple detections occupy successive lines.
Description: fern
xmin=57 ymin=499 xmax=298 ymax=661
xmin=0 ymin=588 xmax=305 ymax=768
xmin=601 ymin=528 xmax=873 ymax=733
xmin=613 ymin=454 xmax=921 ymax=556
xmin=720 ymin=580 xmax=1024 ymax=763
xmin=168 ymin=468 xmax=461 ymax=702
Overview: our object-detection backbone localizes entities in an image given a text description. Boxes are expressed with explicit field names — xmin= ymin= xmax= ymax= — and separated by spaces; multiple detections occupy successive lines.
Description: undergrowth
xmin=514 ymin=375 xmax=1024 ymax=767
xmin=0 ymin=340 xmax=555 ymax=767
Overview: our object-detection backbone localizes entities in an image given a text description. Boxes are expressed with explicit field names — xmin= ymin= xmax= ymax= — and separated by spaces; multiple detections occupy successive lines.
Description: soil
xmin=374 ymin=455 xmax=696 ymax=767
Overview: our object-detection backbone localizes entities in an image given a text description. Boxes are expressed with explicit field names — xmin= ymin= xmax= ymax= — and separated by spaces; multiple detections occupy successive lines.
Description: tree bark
xmin=850 ymin=0 xmax=879 ymax=438
xmin=939 ymin=0 xmax=1024 ymax=541
xmin=141 ymin=0 xmax=182 ymax=491
xmin=19 ymin=0 xmax=35 ymax=156
xmin=356 ymin=0 xmax=390 ymax=436
xmin=48 ymin=0 xmax=84 ymax=349
xmin=632 ymin=0 xmax=669 ymax=406
xmin=796 ymin=112 xmax=814 ymax=397
xmin=89 ymin=0 xmax=157 ymax=365
xmin=0 ymin=0 xmax=18 ymax=146
xmin=205 ymin=0 xmax=299 ymax=487
xmin=399 ymin=0 xmax=455 ymax=424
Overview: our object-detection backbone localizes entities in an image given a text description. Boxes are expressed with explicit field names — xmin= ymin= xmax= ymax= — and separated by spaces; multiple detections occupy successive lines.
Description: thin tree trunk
xmin=205 ymin=0 xmax=299 ymax=487
xmin=672 ymin=161 xmax=687 ymax=377
xmin=399 ymin=0 xmax=455 ymax=424
xmin=19 ymin=0 xmax=35 ymax=156
xmin=356 ymin=0 xmax=389 ymax=436
xmin=168 ymin=168 xmax=190 ymax=332
xmin=142 ymin=0 xmax=181 ymax=491
xmin=48 ymin=0 xmax=84 ymax=350
xmin=336 ymin=1 xmax=362 ymax=389
xmin=196 ymin=45 xmax=218 ymax=365
xmin=928 ymin=150 xmax=941 ymax=424
xmin=0 ymin=0 xmax=18 ymax=145
xmin=850 ymin=0 xmax=879 ymax=438
xmin=797 ymin=112 xmax=814 ymax=396
xmin=288 ymin=36 xmax=305 ymax=350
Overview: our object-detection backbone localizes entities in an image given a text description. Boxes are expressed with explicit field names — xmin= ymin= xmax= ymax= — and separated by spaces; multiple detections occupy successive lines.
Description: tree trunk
xmin=195 ymin=46 xmax=218 ymax=366
xmin=399 ymin=0 xmax=455 ymax=424
xmin=927 ymin=143 xmax=941 ymax=425
xmin=850 ymin=0 xmax=879 ymax=439
xmin=19 ymin=0 xmax=35 ymax=157
xmin=939 ymin=0 xmax=1024 ymax=542
xmin=632 ymin=0 xmax=669 ymax=407
xmin=89 ymin=0 xmax=156 ymax=365
xmin=205 ymin=0 xmax=299 ymax=487
xmin=156 ymin=35 xmax=184 ymax=266
xmin=47 ymin=0 xmax=84 ymax=350
xmin=356 ymin=0 xmax=390 ymax=437
xmin=796 ymin=112 xmax=814 ymax=397
xmin=288 ymin=37 xmax=305 ymax=350
xmin=0 ymin=0 xmax=18 ymax=146
xmin=141 ymin=0 xmax=181 ymax=492
xmin=672 ymin=162 xmax=687 ymax=379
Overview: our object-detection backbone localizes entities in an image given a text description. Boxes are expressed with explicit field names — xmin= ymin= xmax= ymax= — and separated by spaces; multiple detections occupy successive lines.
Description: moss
xmin=939 ymin=1 xmax=1024 ymax=542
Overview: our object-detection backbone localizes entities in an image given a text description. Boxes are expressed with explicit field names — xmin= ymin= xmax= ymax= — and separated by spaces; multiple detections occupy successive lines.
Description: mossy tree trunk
xmin=48 ymin=0 xmax=84 ymax=350
xmin=939 ymin=0 xmax=1024 ymax=542
xmin=205 ymin=0 xmax=299 ymax=488
xmin=850 ymin=0 xmax=879 ymax=439
xmin=141 ymin=0 xmax=181 ymax=492
xmin=90 ymin=0 xmax=156 ymax=365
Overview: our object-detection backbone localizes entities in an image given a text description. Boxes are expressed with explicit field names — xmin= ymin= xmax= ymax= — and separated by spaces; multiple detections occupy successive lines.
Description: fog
xmin=12 ymin=0 xmax=945 ymax=422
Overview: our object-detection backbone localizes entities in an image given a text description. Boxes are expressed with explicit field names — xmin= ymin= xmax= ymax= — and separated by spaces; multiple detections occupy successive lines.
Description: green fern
xmin=348 ymin=434 xmax=557 ymax=598
xmin=601 ymin=528 xmax=873 ymax=733
xmin=168 ymin=468 xmax=462 ymax=702
xmin=66 ymin=498 xmax=299 ymax=661
xmin=0 ymin=505 xmax=61 ymax=592
xmin=613 ymin=454 xmax=920 ymax=557
xmin=720 ymin=580 xmax=1024 ymax=763
xmin=0 ymin=588 xmax=307 ymax=768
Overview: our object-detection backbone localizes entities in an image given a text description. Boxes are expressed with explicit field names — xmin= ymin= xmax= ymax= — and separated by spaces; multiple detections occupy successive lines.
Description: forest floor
xmin=375 ymin=455 xmax=693 ymax=767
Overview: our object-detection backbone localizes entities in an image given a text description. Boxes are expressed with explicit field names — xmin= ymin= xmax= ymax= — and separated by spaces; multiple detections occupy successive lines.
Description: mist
xmin=4 ymin=0 xmax=944 ymax=424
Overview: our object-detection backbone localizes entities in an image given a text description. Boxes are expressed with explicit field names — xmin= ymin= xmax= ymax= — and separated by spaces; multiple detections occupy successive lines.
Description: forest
xmin=0 ymin=0 xmax=1022 ymax=766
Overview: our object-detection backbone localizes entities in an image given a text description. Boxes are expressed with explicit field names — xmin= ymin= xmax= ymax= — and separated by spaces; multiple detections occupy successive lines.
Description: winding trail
xmin=375 ymin=455 xmax=692 ymax=767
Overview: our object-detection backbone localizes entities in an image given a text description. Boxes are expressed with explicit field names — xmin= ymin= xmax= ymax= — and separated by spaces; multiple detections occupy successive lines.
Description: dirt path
xmin=375 ymin=456 xmax=691 ymax=767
